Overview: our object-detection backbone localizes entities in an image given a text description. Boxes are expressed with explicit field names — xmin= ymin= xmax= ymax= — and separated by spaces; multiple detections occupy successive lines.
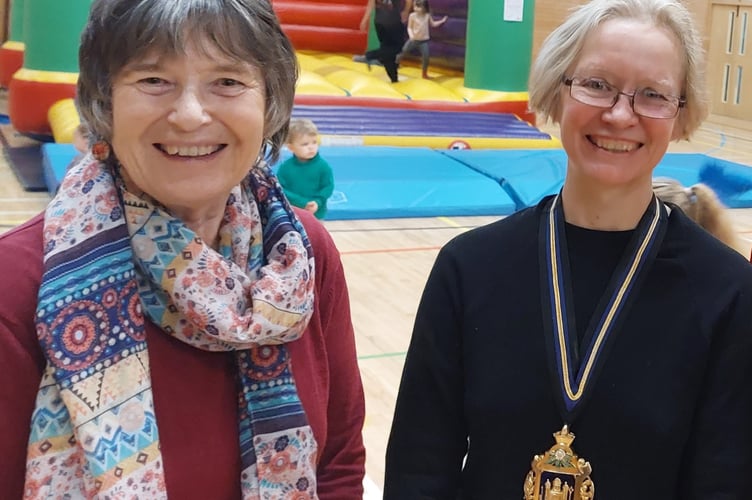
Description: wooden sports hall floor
xmin=2 ymin=93 xmax=751 ymax=495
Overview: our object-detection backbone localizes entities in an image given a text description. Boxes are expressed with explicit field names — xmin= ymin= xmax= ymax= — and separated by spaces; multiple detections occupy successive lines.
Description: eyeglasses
xmin=563 ymin=77 xmax=686 ymax=119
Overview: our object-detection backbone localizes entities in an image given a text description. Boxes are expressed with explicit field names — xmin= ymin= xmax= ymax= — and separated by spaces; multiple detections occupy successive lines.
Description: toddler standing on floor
xmin=397 ymin=0 xmax=447 ymax=79
xmin=276 ymin=118 xmax=335 ymax=219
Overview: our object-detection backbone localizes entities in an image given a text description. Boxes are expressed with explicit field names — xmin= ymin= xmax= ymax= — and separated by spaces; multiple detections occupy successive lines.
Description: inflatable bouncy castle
xmin=271 ymin=0 xmax=552 ymax=148
xmin=0 ymin=0 xmax=25 ymax=88
xmin=2 ymin=0 xmax=554 ymax=150
xmin=274 ymin=0 xmax=539 ymax=124
xmin=5 ymin=0 xmax=89 ymax=141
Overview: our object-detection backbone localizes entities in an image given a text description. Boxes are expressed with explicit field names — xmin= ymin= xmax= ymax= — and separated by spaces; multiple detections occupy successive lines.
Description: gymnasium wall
xmin=532 ymin=0 xmax=711 ymax=60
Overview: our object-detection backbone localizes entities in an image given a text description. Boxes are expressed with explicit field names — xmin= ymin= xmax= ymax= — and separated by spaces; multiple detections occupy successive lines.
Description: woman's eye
xmin=641 ymin=89 xmax=668 ymax=101
xmin=140 ymin=77 xmax=166 ymax=85
xmin=214 ymin=78 xmax=249 ymax=96
xmin=133 ymin=76 xmax=171 ymax=95
xmin=582 ymin=79 xmax=609 ymax=91
xmin=219 ymin=78 xmax=242 ymax=87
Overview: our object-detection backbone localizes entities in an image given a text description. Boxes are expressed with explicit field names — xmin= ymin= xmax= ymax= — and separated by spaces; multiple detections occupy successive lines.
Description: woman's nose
xmin=168 ymin=87 xmax=211 ymax=130
xmin=603 ymin=93 xmax=638 ymax=125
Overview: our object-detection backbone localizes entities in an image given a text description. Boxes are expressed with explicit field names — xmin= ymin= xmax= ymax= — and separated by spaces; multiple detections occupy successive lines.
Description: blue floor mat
xmin=42 ymin=144 xmax=752 ymax=219
xmin=274 ymin=147 xmax=517 ymax=219
xmin=443 ymin=149 xmax=568 ymax=210
xmin=42 ymin=144 xmax=517 ymax=219
xmin=41 ymin=143 xmax=80 ymax=194
xmin=445 ymin=149 xmax=752 ymax=210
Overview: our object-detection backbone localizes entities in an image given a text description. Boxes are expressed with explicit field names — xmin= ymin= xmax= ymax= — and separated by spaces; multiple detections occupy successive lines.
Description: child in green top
xmin=276 ymin=118 xmax=335 ymax=219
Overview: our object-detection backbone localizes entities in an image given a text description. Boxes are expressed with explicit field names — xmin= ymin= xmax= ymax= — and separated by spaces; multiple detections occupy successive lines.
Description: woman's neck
xmin=180 ymin=214 xmax=224 ymax=249
xmin=560 ymin=181 xmax=654 ymax=231
xmin=120 ymin=173 xmax=226 ymax=247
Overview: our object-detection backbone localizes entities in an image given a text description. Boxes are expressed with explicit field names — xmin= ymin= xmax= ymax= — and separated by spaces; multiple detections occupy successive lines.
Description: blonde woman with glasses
xmin=385 ymin=0 xmax=752 ymax=498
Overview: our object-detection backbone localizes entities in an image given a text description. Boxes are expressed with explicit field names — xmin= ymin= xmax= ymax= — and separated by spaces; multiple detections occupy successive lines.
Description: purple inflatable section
xmin=432 ymin=17 xmax=466 ymax=42
xmin=422 ymin=0 xmax=467 ymax=70
xmin=292 ymin=105 xmax=551 ymax=139
xmin=426 ymin=0 xmax=467 ymax=17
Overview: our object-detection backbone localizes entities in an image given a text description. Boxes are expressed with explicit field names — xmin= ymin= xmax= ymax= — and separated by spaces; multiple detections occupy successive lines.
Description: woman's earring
xmin=92 ymin=140 xmax=111 ymax=161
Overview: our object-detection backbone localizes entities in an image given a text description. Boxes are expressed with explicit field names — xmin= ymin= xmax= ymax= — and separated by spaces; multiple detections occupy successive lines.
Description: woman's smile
xmin=156 ymin=143 xmax=226 ymax=158
xmin=586 ymin=135 xmax=642 ymax=153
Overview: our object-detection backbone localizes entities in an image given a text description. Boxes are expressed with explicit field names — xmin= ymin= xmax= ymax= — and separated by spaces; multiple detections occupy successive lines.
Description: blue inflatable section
xmin=42 ymin=144 xmax=752 ymax=219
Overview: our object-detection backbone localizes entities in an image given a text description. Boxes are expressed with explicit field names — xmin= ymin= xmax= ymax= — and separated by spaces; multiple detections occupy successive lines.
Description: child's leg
xmin=398 ymin=39 xmax=417 ymax=63
xmin=419 ymin=41 xmax=430 ymax=73
xmin=418 ymin=41 xmax=431 ymax=78
xmin=396 ymin=40 xmax=411 ymax=63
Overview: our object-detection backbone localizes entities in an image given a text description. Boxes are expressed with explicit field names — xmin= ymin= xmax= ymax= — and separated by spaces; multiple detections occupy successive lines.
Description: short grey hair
xmin=78 ymin=0 xmax=298 ymax=162
xmin=528 ymin=0 xmax=707 ymax=140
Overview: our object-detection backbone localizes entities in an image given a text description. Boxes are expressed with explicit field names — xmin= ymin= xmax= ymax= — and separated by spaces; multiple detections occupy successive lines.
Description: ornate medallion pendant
xmin=523 ymin=426 xmax=594 ymax=500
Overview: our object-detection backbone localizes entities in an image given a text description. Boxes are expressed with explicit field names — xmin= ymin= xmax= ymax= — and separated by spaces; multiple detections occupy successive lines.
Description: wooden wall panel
xmin=532 ymin=0 xmax=711 ymax=60
xmin=532 ymin=0 xmax=585 ymax=59
xmin=0 ymin=0 xmax=7 ymax=42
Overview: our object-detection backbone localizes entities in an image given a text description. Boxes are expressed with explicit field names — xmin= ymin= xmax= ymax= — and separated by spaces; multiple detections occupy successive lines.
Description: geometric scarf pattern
xmin=26 ymin=155 xmax=318 ymax=499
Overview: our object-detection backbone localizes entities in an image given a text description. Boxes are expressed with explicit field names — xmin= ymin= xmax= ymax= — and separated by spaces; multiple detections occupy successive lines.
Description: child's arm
xmin=407 ymin=13 xmax=417 ymax=40
xmin=312 ymin=160 xmax=335 ymax=211
xmin=430 ymin=15 xmax=448 ymax=28
xmin=316 ymin=160 xmax=335 ymax=201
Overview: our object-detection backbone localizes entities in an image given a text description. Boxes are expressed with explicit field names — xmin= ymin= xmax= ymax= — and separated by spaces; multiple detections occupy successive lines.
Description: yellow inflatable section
xmin=293 ymin=52 xmax=560 ymax=150
xmin=294 ymin=51 xmax=534 ymax=121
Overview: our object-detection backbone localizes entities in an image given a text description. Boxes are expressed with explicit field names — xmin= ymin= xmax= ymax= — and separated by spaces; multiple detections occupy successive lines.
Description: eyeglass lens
xmin=568 ymin=79 xmax=681 ymax=118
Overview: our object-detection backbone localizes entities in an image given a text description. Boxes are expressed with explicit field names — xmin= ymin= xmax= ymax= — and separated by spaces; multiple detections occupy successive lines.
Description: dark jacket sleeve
xmin=384 ymin=243 xmax=468 ymax=499
xmin=298 ymin=210 xmax=366 ymax=499
xmin=0 ymin=215 xmax=46 ymax=497
xmin=679 ymin=276 xmax=752 ymax=499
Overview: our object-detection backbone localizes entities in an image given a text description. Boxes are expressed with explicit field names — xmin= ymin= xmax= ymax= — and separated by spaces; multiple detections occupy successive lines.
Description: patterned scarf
xmin=25 ymin=154 xmax=319 ymax=499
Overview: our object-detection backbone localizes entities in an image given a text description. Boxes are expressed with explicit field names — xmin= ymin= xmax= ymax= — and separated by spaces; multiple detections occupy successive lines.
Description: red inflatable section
xmin=8 ymin=78 xmax=76 ymax=136
xmin=272 ymin=0 xmax=367 ymax=54
xmin=294 ymin=94 xmax=536 ymax=124
xmin=0 ymin=46 xmax=24 ymax=88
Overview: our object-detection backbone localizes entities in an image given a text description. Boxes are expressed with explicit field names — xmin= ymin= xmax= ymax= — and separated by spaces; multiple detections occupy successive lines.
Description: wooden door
xmin=708 ymin=2 xmax=752 ymax=120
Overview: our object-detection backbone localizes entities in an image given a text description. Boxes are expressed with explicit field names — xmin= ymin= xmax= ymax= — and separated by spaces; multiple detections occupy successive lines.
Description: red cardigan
xmin=0 ymin=209 xmax=366 ymax=499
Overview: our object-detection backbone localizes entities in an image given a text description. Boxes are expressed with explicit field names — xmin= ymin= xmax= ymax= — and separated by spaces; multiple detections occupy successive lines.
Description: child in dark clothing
xmin=355 ymin=0 xmax=412 ymax=83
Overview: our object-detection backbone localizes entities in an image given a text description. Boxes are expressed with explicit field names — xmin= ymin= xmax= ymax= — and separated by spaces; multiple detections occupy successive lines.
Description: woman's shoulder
xmin=295 ymin=208 xmax=338 ymax=262
xmin=0 ymin=213 xmax=45 ymax=277
xmin=0 ymin=212 xmax=44 ymax=245
xmin=0 ymin=213 xmax=45 ymax=361
xmin=445 ymin=204 xmax=540 ymax=253
xmin=665 ymin=209 xmax=752 ymax=288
